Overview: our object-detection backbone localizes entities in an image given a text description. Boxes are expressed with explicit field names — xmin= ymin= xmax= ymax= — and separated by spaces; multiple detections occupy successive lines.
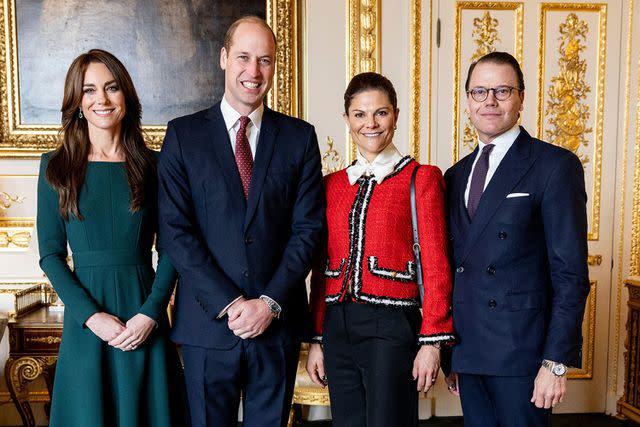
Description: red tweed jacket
xmin=309 ymin=157 xmax=455 ymax=345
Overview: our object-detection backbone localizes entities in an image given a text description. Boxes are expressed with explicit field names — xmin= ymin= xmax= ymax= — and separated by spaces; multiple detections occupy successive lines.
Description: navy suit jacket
xmin=444 ymin=127 xmax=590 ymax=376
xmin=157 ymin=102 xmax=325 ymax=349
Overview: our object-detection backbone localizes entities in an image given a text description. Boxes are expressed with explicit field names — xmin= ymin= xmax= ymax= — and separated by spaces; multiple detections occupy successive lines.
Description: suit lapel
xmin=459 ymin=128 xmax=537 ymax=263
xmin=245 ymin=107 xmax=278 ymax=229
xmin=456 ymin=150 xmax=476 ymax=233
xmin=205 ymin=104 xmax=247 ymax=210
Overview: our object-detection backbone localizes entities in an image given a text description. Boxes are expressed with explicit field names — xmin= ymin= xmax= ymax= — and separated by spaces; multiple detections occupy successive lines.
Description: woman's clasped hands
xmin=85 ymin=311 xmax=156 ymax=351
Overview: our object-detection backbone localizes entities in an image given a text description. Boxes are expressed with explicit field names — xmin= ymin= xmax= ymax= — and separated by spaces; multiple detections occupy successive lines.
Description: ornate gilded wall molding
xmin=348 ymin=0 xmax=380 ymax=78
xmin=537 ymin=4 xmax=607 ymax=242
xmin=409 ymin=0 xmax=423 ymax=161
xmin=632 ymin=8 xmax=640 ymax=277
xmin=611 ymin=0 xmax=636 ymax=393
xmin=0 ymin=0 xmax=300 ymax=157
xmin=544 ymin=13 xmax=592 ymax=165
xmin=568 ymin=280 xmax=597 ymax=379
xmin=452 ymin=2 xmax=524 ymax=162
xmin=267 ymin=0 xmax=300 ymax=117
xmin=0 ymin=217 xmax=34 ymax=250
xmin=347 ymin=0 xmax=381 ymax=162
xmin=462 ymin=11 xmax=501 ymax=153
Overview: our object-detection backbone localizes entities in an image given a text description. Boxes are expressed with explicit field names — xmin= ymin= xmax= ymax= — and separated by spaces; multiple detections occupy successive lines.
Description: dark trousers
xmin=181 ymin=339 xmax=299 ymax=427
xmin=458 ymin=373 xmax=551 ymax=427
xmin=323 ymin=301 xmax=421 ymax=427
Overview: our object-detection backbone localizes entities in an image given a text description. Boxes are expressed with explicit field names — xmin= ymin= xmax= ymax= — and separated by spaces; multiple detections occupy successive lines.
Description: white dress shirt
xmin=346 ymin=143 xmax=403 ymax=185
xmin=220 ymin=96 xmax=264 ymax=157
xmin=464 ymin=124 xmax=521 ymax=207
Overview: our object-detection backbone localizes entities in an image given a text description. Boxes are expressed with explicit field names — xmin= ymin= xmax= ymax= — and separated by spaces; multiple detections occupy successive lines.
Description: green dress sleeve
xmin=138 ymin=150 xmax=178 ymax=322
xmin=37 ymin=153 xmax=102 ymax=326
xmin=138 ymin=246 xmax=178 ymax=323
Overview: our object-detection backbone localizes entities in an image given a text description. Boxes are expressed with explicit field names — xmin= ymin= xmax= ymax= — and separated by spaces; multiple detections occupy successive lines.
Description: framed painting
xmin=0 ymin=0 xmax=300 ymax=157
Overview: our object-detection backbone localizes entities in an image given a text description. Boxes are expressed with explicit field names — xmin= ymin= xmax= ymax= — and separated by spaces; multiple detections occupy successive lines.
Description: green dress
xmin=37 ymin=153 xmax=186 ymax=427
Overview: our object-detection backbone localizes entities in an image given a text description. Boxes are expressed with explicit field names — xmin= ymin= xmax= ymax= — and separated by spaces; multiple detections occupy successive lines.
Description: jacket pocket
xmin=367 ymin=256 xmax=416 ymax=282
xmin=505 ymin=290 xmax=546 ymax=311
xmin=324 ymin=258 xmax=346 ymax=279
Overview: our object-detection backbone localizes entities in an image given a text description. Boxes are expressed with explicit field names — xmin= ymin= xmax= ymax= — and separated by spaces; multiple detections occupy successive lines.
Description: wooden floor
xmin=296 ymin=413 xmax=639 ymax=426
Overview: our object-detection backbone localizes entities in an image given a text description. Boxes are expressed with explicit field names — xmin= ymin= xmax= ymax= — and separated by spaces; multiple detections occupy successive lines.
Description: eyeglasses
xmin=466 ymin=86 xmax=522 ymax=102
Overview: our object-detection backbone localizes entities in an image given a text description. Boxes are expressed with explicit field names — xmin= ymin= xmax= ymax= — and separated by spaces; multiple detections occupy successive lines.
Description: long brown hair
xmin=46 ymin=49 xmax=155 ymax=220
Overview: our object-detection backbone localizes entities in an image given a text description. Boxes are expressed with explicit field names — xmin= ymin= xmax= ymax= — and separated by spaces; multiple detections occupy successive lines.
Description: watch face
xmin=553 ymin=364 xmax=567 ymax=376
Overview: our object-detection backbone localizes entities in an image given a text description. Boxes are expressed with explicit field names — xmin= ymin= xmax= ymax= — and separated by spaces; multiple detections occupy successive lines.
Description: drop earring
xmin=78 ymin=107 xmax=83 ymax=119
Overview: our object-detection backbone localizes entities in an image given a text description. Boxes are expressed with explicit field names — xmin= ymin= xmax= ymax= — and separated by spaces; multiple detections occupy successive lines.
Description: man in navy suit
xmin=443 ymin=52 xmax=590 ymax=426
xmin=157 ymin=16 xmax=325 ymax=427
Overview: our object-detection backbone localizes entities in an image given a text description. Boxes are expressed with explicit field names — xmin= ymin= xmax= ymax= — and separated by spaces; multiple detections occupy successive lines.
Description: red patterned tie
xmin=235 ymin=116 xmax=253 ymax=200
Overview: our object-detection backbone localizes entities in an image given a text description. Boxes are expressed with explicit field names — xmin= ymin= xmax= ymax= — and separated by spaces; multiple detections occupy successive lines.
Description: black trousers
xmin=458 ymin=373 xmax=552 ymax=427
xmin=323 ymin=301 xmax=421 ymax=427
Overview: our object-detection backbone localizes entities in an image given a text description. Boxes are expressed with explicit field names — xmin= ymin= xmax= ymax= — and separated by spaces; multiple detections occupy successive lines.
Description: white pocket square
xmin=506 ymin=192 xmax=530 ymax=198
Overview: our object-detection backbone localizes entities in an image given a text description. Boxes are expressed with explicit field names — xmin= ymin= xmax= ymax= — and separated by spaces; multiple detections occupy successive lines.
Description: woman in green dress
xmin=37 ymin=49 xmax=186 ymax=427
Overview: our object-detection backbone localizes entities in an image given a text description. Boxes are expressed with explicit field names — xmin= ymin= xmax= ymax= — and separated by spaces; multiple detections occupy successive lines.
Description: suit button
xmin=487 ymin=265 xmax=496 ymax=275
xmin=488 ymin=299 xmax=497 ymax=308
xmin=456 ymin=266 xmax=464 ymax=274
xmin=243 ymin=270 xmax=249 ymax=278
xmin=245 ymin=237 xmax=253 ymax=244
xmin=498 ymin=231 xmax=508 ymax=239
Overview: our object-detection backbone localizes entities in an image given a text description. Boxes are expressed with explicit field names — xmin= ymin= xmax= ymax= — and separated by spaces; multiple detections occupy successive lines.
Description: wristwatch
xmin=541 ymin=359 xmax=567 ymax=377
xmin=259 ymin=295 xmax=281 ymax=319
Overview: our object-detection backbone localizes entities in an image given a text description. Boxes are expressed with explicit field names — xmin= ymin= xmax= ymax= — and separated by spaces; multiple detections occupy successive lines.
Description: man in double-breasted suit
xmin=157 ymin=16 xmax=325 ymax=427
xmin=443 ymin=52 xmax=590 ymax=426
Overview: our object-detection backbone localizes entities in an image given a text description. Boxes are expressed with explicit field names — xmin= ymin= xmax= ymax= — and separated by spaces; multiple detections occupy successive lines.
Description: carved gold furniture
xmin=618 ymin=277 xmax=640 ymax=423
xmin=0 ymin=282 xmax=50 ymax=319
xmin=5 ymin=306 xmax=62 ymax=427
xmin=287 ymin=343 xmax=331 ymax=427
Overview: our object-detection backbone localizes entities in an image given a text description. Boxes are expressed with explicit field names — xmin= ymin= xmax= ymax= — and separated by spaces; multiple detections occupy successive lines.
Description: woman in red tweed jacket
xmin=306 ymin=72 xmax=456 ymax=426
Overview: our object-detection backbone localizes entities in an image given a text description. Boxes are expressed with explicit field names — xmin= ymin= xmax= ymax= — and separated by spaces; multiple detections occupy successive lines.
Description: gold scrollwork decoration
xmin=0 ymin=191 xmax=24 ymax=210
xmin=471 ymin=11 xmax=501 ymax=62
xmin=8 ymin=357 xmax=42 ymax=384
xmin=321 ymin=137 xmax=345 ymax=176
xmin=453 ymin=2 xmax=524 ymax=162
xmin=0 ymin=230 xmax=31 ymax=248
xmin=0 ymin=218 xmax=34 ymax=249
xmin=0 ymin=0 xmax=300 ymax=157
xmin=25 ymin=336 xmax=62 ymax=345
xmin=462 ymin=11 xmax=501 ymax=153
xmin=537 ymin=4 xmax=606 ymax=243
xmin=6 ymin=355 xmax=57 ymax=426
xmin=545 ymin=13 xmax=592 ymax=165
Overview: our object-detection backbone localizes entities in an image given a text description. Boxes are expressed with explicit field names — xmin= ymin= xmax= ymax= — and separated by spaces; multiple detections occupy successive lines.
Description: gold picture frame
xmin=0 ymin=0 xmax=300 ymax=158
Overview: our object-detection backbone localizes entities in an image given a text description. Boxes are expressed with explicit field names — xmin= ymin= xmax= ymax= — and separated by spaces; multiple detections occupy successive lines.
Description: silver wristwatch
xmin=259 ymin=295 xmax=281 ymax=318
xmin=541 ymin=359 xmax=567 ymax=377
